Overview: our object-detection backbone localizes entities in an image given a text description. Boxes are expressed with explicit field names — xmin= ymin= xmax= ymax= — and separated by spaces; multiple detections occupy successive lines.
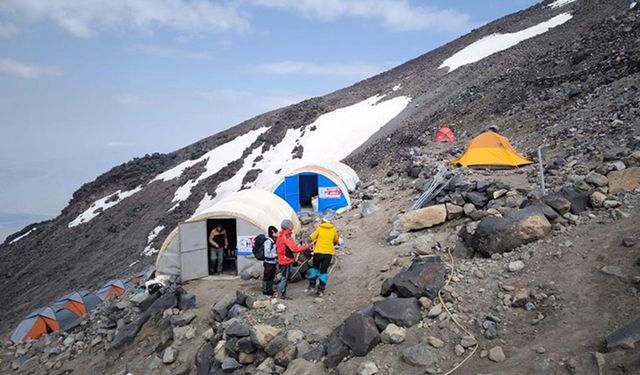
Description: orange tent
xmin=434 ymin=127 xmax=456 ymax=142
xmin=56 ymin=291 xmax=102 ymax=317
xmin=452 ymin=131 xmax=532 ymax=168
xmin=11 ymin=308 xmax=61 ymax=343
xmin=96 ymin=280 xmax=126 ymax=301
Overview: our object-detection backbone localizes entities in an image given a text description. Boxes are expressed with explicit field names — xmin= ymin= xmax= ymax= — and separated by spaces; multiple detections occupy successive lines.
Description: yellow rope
xmin=438 ymin=246 xmax=478 ymax=375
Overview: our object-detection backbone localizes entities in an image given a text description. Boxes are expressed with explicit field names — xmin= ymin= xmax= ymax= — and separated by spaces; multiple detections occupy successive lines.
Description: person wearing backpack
xmin=258 ymin=226 xmax=278 ymax=296
xmin=305 ymin=216 xmax=339 ymax=297
xmin=276 ymin=219 xmax=309 ymax=300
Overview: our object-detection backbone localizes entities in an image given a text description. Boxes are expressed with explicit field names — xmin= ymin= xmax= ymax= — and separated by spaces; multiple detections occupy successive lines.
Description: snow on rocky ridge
xmin=141 ymin=225 xmax=165 ymax=256
xmin=68 ymin=186 xmax=143 ymax=228
xmin=9 ymin=227 xmax=36 ymax=244
xmin=196 ymin=93 xmax=411 ymax=214
xmin=439 ymin=12 xmax=573 ymax=72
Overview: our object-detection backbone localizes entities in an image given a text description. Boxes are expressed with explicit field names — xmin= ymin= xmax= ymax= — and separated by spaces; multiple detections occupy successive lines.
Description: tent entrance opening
xmin=299 ymin=174 xmax=318 ymax=210
xmin=206 ymin=219 xmax=237 ymax=275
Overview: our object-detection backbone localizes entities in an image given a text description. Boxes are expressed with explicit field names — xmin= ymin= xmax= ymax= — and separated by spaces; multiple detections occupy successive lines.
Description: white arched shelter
xmin=156 ymin=189 xmax=300 ymax=281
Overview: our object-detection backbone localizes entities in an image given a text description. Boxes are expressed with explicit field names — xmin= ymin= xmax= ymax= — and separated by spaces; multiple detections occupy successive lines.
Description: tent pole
xmin=537 ymin=146 xmax=546 ymax=195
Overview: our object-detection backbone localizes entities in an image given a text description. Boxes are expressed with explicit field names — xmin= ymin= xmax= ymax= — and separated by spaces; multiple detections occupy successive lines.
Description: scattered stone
xmin=536 ymin=346 xmax=546 ymax=354
xmin=173 ymin=325 xmax=196 ymax=342
xmin=622 ymin=237 xmax=636 ymax=248
xmin=600 ymin=266 xmax=627 ymax=279
xmin=169 ymin=312 xmax=196 ymax=327
xmin=362 ymin=202 xmax=381 ymax=217
xmin=380 ymin=323 xmax=406 ymax=344
xmin=380 ymin=257 xmax=445 ymax=299
xmin=394 ymin=205 xmax=447 ymax=232
xmin=221 ymin=357 xmax=241 ymax=372
xmin=460 ymin=336 xmax=477 ymax=348
xmin=213 ymin=294 xmax=238 ymax=322
xmin=324 ymin=327 xmax=350 ymax=368
xmin=90 ymin=337 xmax=103 ymax=348
xmin=608 ymin=167 xmax=640 ymax=193
xmin=419 ymin=297 xmax=432 ymax=309
xmin=252 ymin=324 xmax=281 ymax=348
xmin=427 ymin=303 xmax=443 ymax=318
xmin=465 ymin=192 xmax=489 ymax=208
xmin=283 ymin=358 xmax=325 ymax=375
xmin=265 ymin=336 xmax=289 ymax=357
xmin=427 ymin=336 xmax=444 ymax=348
xmin=604 ymin=200 xmax=622 ymax=208
xmin=508 ymin=261 xmax=525 ymax=272
xmin=252 ymin=300 xmax=270 ymax=309
xmin=488 ymin=346 xmax=506 ymax=362
xmin=162 ymin=346 xmax=177 ymax=364
xmin=357 ymin=361 xmax=379 ymax=375
xmin=373 ymin=298 xmax=421 ymax=327
xmin=286 ymin=330 xmax=305 ymax=344
xmin=340 ymin=313 xmax=381 ymax=356
xmin=590 ymin=191 xmax=607 ymax=208
xmin=446 ymin=203 xmax=464 ymax=220
xmin=585 ymin=172 xmax=609 ymax=187
xmin=401 ymin=342 xmax=438 ymax=367
xmin=605 ymin=314 xmax=640 ymax=350
xmin=455 ymin=344 xmax=465 ymax=356
xmin=274 ymin=344 xmax=297 ymax=367
xmin=226 ymin=321 xmax=252 ymax=338
xmin=227 ymin=304 xmax=249 ymax=318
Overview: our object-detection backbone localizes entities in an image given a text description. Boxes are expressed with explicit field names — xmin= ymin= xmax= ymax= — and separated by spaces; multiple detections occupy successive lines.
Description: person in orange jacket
xmin=305 ymin=216 xmax=339 ymax=297
xmin=276 ymin=219 xmax=309 ymax=299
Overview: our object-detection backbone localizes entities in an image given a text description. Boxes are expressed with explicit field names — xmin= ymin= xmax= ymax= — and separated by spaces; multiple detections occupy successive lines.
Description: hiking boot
xmin=278 ymin=294 xmax=290 ymax=300
xmin=316 ymin=291 xmax=324 ymax=297
xmin=303 ymin=288 xmax=315 ymax=294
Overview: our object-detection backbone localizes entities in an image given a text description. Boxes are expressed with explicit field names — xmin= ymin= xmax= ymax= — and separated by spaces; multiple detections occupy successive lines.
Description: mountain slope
xmin=1 ymin=0 xmax=638 ymax=335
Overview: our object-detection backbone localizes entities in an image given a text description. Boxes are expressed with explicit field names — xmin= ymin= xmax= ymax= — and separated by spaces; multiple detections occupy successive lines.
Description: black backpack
xmin=252 ymin=234 xmax=267 ymax=260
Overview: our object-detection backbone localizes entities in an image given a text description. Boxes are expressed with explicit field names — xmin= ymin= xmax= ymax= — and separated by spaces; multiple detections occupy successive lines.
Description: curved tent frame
xmin=156 ymin=189 xmax=300 ymax=277
xmin=96 ymin=279 xmax=126 ymax=301
xmin=271 ymin=162 xmax=360 ymax=213
xmin=11 ymin=307 xmax=61 ymax=343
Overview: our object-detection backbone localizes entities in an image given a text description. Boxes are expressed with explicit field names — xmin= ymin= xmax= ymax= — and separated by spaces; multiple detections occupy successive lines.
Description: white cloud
xmin=195 ymin=89 xmax=309 ymax=112
xmin=247 ymin=0 xmax=472 ymax=32
xmin=0 ymin=58 xmax=63 ymax=79
xmin=131 ymin=44 xmax=215 ymax=60
xmin=0 ymin=22 xmax=19 ymax=39
xmin=0 ymin=0 xmax=249 ymax=38
xmin=257 ymin=61 xmax=388 ymax=79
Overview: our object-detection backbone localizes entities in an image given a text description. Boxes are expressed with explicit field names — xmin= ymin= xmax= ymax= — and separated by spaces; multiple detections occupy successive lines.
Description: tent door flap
xmin=284 ymin=175 xmax=300 ymax=212
xmin=179 ymin=221 xmax=209 ymax=281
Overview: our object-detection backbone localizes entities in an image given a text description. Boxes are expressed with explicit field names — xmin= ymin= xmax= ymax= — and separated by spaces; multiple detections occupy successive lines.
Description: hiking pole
xmin=537 ymin=145 xmax=548 ymax=196
xmin=290 ymin=258 xmax=311 ymax=280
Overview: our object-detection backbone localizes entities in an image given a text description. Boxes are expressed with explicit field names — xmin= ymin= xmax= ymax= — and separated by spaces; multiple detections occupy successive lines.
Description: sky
xmin=0 ymin=0 xmax=540 ymax=221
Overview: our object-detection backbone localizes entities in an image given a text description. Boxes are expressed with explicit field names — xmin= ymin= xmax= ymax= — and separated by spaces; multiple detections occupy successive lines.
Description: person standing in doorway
xmin=262 ymin=225 xmax=278 ymax=296
xmin=306 ymin=216 xmax=339 ymax=297
xmin=276 ymin=219 xmax=309 ymax=299
xmin=208 ymin=224 xmax=228 ymax=274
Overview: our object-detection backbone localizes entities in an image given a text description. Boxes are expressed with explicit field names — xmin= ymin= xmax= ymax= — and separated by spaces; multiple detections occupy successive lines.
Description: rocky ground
xmin=2 ymin=139 xmax=639 ymax=374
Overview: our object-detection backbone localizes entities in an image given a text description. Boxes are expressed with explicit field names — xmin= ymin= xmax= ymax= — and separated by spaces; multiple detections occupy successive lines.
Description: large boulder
xmin=585 ymin=172 xmax=609 ymax=187
xmin=559 ymin=188 xmax=590 ymax=214
xmin=373 ymin=298 xmax=421 ymax=327
xmin=394 ymin=205 xmax=447 ymax=232
xmin=324 ymin=327 xmax=350 ymax=368
xmin=339 ymin=313 xmax=380 ymax=356
xmin=380 ymin=257 xmax=445 ymax=299
xmin=465 ymin=191 xmax=489 ymax=208
xmin=212 ymin=293 xmax=238 ymax=322
xmin=541 ymin=195 xmax=572 ymax=215
xmin=608 ymin=167 xmax=640 ymax=193
xmin=471 ymin=206 xmax=551 ymax=256
xmin=111 ymin=292 xmax=176 ymax=350
xmin=252 ymin=324 xmax=282 ymax=348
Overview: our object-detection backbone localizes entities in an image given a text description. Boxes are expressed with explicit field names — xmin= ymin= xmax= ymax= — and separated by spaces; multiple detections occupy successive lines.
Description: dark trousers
xmin=263 ymin=262 xmax=276 ymax=295
xmin=278 ymin=264 xmax=292 ymax=296
xmin=308 ymin=254 xmax=332 ymax=292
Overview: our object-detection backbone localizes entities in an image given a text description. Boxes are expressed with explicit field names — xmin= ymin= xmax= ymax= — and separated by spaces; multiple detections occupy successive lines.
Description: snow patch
xmin=439 ymin=13 xmax=573 ymax=72
xmin=141 ymin=225 xmax=165 ymax=256
xmin=194 ymin=94 xmax=411 ymax=213
xmin=9 ymin=227 xmax=36 ymax=244
xmin=392 ymin=84 xmax=401 ymax=91
xmin=164 ymin=127 xmax=268 ymax=209
xmin=548 ymin=0 xmax=577 ymax=8
xmin=68 ymin=186 xmax=143 ymax=228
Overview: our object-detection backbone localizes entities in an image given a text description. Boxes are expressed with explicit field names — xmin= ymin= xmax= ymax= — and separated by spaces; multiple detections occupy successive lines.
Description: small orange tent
xmin=96 ymin=280 xmax=126 ymax=301
xmin=452 ymin=131 xmax=532 ymax=168
xmin=56 ymin=291 xmax=102 ymax=317
xmin=11 ymin=308 xmax=61 ymax=343
xmin=434 ymin=127 xmax=456 ymax=142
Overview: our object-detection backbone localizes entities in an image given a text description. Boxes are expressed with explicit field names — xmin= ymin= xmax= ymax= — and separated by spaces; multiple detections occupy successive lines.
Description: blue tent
xmin=272 ymin=162 xmax=359 ymax=213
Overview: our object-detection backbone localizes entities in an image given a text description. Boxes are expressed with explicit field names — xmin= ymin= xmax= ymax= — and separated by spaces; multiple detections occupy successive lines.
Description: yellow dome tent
xmin=452 ymin=131 xmax=533 ymax=168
